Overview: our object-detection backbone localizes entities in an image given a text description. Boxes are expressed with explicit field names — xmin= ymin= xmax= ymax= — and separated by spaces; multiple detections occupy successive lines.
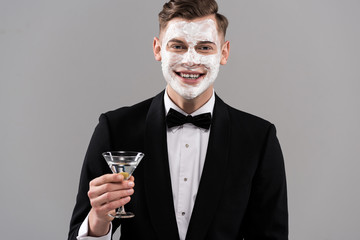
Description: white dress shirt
xmin=77 ymin=90 xmax=215 ymax=240
xmin=164 ymin=90 xmax=214 ymax=240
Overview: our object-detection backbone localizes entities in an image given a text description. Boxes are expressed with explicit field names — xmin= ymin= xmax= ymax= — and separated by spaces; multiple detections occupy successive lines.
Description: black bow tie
xmin=166 ymin=108 xmax=212 ymax=130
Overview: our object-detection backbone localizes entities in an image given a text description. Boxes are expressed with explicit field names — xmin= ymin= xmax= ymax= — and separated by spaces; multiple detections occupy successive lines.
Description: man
xmin=68 ymin=0 xmax=288 ymax=239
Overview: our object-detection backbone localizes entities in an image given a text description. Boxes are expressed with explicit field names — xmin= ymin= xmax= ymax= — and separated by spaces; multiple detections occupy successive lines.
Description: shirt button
xmin=182 ymin=212 xmax=185 ymax=216
xmin=185 ymin=144 xmax=189 ymax=148
xmin=184 ymin=178 xmax=187 ymax=182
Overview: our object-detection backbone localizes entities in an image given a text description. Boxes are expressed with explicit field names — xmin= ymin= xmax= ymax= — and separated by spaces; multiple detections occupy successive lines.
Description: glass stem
xmin=119 ymin=206 xmax=126 ymax=214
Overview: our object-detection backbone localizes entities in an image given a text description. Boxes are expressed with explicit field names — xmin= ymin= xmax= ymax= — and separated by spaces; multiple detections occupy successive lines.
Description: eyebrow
xmin=167 ymin=39 xmax=216 ymax=45
xmin=197 ymin=41 xmax=216 ymax=45
xmin=167 ymin=39 xmax=185 ymax=44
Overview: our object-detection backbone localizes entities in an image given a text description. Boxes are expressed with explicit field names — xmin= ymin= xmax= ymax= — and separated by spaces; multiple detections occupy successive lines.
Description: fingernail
xmin=128 ymin=181 xmax=134 ymax=187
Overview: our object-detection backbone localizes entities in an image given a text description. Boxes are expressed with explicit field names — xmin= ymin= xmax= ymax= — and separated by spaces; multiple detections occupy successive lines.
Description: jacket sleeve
xmin=242 ymin=124 xmax=288 ymax=240
xmin=68 ymin=114 xmax=121 ymax=240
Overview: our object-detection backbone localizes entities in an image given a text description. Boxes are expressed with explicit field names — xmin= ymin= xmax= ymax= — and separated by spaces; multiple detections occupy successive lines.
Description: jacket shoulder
xmin=102 ymin=96 xmax=155 ymax=123
xmin=215 ymin=93 xmax=273 ymax=131
xmin=227 ymin=105 xmax=272 ymax=128
xmin=222 ymin=102 xmax=276 ymax=148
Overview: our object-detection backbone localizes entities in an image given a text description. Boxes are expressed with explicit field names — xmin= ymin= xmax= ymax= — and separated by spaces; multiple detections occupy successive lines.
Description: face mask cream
xmin=161 ymin=19 xmax=221 ymax=99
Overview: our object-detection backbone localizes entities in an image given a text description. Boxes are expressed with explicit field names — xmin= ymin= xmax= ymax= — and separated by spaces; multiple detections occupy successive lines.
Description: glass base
xmin=108 ymin=212 xmax=135 ymax=219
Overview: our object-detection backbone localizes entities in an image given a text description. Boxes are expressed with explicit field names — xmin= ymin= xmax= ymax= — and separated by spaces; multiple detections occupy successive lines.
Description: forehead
xmin=162 ymin=17 xmax=219 ymax=44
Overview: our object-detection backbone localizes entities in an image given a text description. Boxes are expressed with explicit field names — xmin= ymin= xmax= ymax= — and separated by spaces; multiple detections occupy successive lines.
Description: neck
xmin=167 ymin=85 xmax=213 ymax=114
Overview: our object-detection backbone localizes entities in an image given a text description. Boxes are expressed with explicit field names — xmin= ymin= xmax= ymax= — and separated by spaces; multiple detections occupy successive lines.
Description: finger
xmin=101 ymin=179 xmax=134 ymax=191
xmin=88 ymin=181 xmax=133 ymax=201
xmin=90 ymin=174 xmax=124 ymax=187
xmin=96 ymin=196 xmax=132 ymax=215
xmin=90 ymin=188 xmax=134 ymax=208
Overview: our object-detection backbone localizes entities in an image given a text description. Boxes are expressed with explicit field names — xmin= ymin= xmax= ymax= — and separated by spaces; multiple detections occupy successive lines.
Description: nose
xmin=181 ymin=48 xmax=200 ymax=67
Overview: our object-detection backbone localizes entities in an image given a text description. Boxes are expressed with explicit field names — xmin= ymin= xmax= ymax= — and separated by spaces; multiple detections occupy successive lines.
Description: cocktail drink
xmin=102 ymin=151 xmax=144 ymax=218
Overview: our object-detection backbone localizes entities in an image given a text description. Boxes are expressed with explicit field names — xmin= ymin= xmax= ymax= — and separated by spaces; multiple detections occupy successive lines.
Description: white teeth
xmin=180 ymin=73 xmax=200 ymax=79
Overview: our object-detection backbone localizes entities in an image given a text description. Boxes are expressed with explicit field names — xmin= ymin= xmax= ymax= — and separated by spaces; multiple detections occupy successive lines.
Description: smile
xmin=175 ymin=71 xmax=205 ymax=80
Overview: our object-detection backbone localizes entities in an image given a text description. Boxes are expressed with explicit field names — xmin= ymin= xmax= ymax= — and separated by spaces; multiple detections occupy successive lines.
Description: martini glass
xmin=102 ymin=151 xmax=144 ymax=218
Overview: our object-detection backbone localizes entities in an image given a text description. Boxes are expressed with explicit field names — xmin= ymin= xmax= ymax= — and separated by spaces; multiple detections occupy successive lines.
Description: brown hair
xmin=158 ymin=0 xmax=229 ymax=38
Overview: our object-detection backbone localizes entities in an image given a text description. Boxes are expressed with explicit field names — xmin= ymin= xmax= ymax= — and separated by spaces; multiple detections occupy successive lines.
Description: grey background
xmin=1 ymin=0 xmax=359 ymax=239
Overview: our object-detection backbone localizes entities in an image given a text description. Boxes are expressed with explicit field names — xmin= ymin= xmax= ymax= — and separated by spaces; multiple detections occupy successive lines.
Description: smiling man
xmin=68 ymin=1 xmax=288 ymax=240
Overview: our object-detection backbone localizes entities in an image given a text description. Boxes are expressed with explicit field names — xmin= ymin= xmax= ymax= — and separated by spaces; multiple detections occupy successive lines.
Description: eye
xmin=196 ymin=44 xmax=216 ymax=54
xmin=169 ymin=44 xmax=187 ymax=51
xmin=198 ymin=46 xmax=213 ymax=51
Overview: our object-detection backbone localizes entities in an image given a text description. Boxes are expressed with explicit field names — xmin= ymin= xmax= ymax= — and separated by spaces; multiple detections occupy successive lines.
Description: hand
xmin=87 ymin=173 xmax=135 ymax=237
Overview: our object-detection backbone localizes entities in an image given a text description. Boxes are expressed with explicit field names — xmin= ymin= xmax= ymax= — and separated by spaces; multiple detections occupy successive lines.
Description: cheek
xmin=199 ymin=54 xmax=221 ymax=69
xmin=162 ymin=51 xmax=183 ymax=67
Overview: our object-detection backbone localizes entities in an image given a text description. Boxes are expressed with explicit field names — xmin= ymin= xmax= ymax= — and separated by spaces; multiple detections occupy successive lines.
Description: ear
xmin=153 ymin=37 xmax=162 ymax=61
xmin=220 ymin=41 xmax=230 ymax=65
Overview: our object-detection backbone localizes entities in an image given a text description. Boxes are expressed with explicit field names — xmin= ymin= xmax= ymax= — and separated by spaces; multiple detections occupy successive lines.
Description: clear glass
xmin=102 ymin=151 xmax=144 ymax=218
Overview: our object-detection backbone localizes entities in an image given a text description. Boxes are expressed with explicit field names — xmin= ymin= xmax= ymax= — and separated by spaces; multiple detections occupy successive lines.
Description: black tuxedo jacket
xmin=68 ymin=91 xmax=288 ymax=240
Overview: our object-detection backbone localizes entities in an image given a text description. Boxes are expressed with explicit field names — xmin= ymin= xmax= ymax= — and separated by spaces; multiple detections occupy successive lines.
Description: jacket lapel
xmin=185 ymin=95 xmax=231 ymax=240
xmin=144 ymin=91 xmax=180 ymax=240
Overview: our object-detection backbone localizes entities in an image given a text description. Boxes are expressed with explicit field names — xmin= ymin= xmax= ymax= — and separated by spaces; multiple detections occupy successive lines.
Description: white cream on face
xmin=160 ymin=19 xmax=221 ymax=99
